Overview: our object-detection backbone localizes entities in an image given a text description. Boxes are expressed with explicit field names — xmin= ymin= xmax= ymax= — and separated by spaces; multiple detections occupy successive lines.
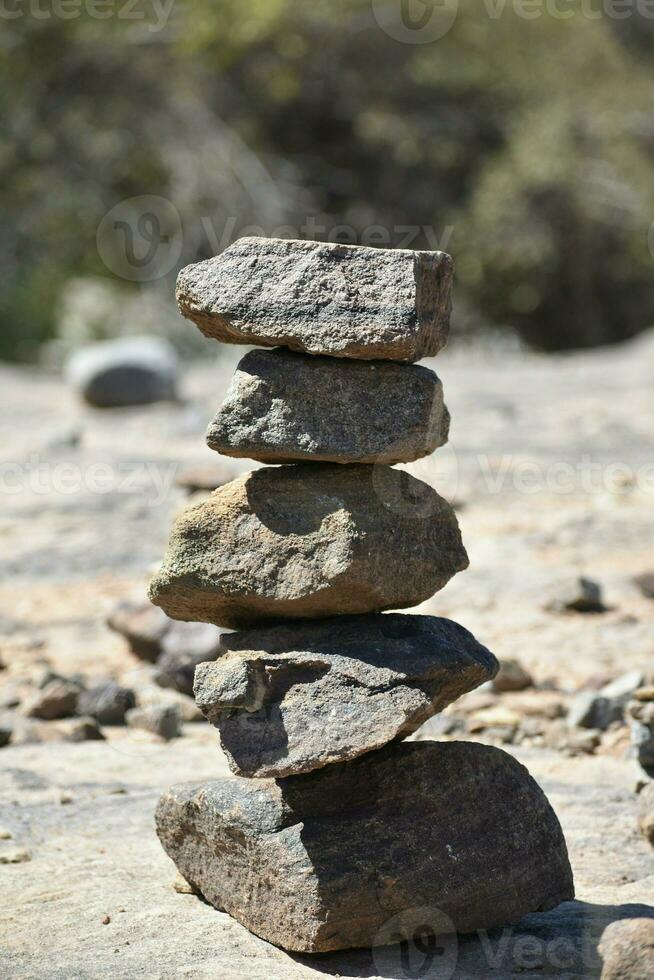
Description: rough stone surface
xmin=207 ymin=348 xmax=450 ymax=465
xmin=149 ymin=464 xmax=467 ymax=629
xmin=599 ymin=917 xmax=654 ymax=979
xmin=65 ymin=336 xmax=179 ymax=408
xmin=76 ymin=682 xmax=135 ymax=726
xmin=156 ymin=740 xmax=574 ymax=953
xmin=638 ymin=782 xmax=654 ymax=846
xmin=176 ymin=237 xmax=453 ymax=362
xmin=194 ymin=614 xmax=498 ymax=778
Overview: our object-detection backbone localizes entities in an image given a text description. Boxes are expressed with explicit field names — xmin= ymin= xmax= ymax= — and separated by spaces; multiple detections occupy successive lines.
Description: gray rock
xmin=107 ymin=601 xmax=171 ymax=662
xmin=149 ymin=464 xmax=468 ymax=629
xmin=568 ymin=671 xmax=644 ymax=731
xmin=126 ymin=704 xmax=181 ymax=741
xmin=23 ymin=679 xmax=81 ymax=721
xmin=108 ymin=602 xmax=225 ymax=684
xmin=638 ymin=782 xmax=654 ymax=846
xmin=629 ymin=701 xmax=654 ymax=773
xmin=156 ymin=740 xmax=574 ymax=953
xmin=154 ymin=622 xmax=226 ymax=696
xmin=207 ymin=348 xmax=449 ymax=465
xmin=57 ymin=716 xmax=105 ymax=742
xmin=598 ymin=918 xmax=654 ymax=979
xmin=546 ymin=575 xmax=606 ymax=613
xmin=194 ymin=614 xmax=498 ymax=778
xmin=76 ymin=682 xmax=135 ymax=726
xmin=492 ymin=657 xmax=533 ymax=693
xmin=176 ymin=238 xmax=453 ymax=363
xmin=66 ymin=336 xmax=179 ymax=408
xmin=634 ymin=571 xmax=654 ymax=599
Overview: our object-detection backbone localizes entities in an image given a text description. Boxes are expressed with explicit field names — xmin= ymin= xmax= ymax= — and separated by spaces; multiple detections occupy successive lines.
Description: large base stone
xmin=148 ymin=464 xmax=468 ymax=629
xmin=176 ymin=237 xmax=453 ymax=362
xmin=207 ymin=348 xmax=449 ymax=464
xmin=155 ymin=740 xmax=574 ymax=953
xmin=194 ymin=614 xmax=498 ymax=777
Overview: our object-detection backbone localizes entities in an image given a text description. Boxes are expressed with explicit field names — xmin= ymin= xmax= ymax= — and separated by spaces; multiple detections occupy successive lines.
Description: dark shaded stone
xmin=156 ymin=740 xmax=574 ymax=953
xmin=207 ymin=348 xmax=449 ymax=465
xmin=66 ymin=336 xmax=179 ymax=408
xmin=194 ymin=614 xmax=498 ymax=777
xmin=492 ymin=657 xmax=533 ymax=693
xmin=76 ymin=682 xmax=135 ymax=726
xmin=126 ymin=704 xmax=181 ymax=741
xmin=546 ymin=576 xmax=606 ymax=613
xmin=149 ymin=464 xmax=468 ymax=629
xmin=107 ymin=601 xmax=170 ymax=662
xmin=154 ymin=622 xmax=226 ymax=696
xmin=176 ymin=238 xmax=453 ymax=363
xmin=24 ymin=679 xmax=81 ymax=721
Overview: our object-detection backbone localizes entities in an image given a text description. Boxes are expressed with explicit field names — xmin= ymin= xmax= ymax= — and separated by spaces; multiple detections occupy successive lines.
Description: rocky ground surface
xmin=1 ymin=330 xmax=654 ymax=978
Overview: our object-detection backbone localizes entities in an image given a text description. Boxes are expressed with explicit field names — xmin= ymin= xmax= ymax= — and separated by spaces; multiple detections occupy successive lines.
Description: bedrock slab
xmin=155 ymin=740 xmax=575 ymax=953
xmin=148 ymin=464 xmax=468 ymax=629
xmin=206 ymin=348 xmax=450 ymax=464
xmin=194 ymin=614 xmax=498 ymax=777
xmin=176 ymin=237 xmax=453 ymax=362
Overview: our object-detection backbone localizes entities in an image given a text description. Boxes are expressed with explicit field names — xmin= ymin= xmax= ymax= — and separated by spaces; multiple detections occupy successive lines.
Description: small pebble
xmin=0 ymin=828 xmax=13 ymax=840
xmin=101 ymin=915 xmax=111 ymax=925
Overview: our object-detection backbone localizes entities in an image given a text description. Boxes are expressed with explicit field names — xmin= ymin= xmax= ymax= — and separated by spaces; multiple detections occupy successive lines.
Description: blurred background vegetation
xmin=1 ymin=0 xmax=653 ymax=361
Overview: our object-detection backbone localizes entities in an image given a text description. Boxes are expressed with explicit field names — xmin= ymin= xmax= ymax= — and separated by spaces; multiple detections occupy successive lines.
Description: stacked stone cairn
xmin=151 ymin=238 xmax=574 ymax=953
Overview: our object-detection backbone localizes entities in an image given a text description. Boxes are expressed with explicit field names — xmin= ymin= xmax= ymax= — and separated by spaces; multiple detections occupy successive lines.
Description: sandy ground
xmin=1 ymin=330 xmax=653 ymax=977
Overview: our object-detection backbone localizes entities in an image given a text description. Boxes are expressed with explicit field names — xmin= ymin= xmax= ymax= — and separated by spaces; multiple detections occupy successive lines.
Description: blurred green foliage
xmin=0 ymin=0 xmax=652 ymax=359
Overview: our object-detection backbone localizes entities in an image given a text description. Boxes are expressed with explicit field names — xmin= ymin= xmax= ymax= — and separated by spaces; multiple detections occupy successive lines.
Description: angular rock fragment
xmin=207 ymin=348 xmax=449 ymax=465
xmin=176 ymin=238 xmax=453 ymax=362
xmin=148 ymin=464 xmax=468 ymax=629
xmin=23 ymin=679 xmax=81 ymax=721
xmin=156 ymin=740 xmax=574 ymax=953
xmin=194 ymin=614 xmax=498 ymax=777
xmin=76 ymin=682 xmax=135 ymax=726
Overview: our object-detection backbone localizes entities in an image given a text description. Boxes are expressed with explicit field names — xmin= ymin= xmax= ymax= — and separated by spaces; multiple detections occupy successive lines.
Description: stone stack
xmin=151 ymin=238 xmax=574 ymax=953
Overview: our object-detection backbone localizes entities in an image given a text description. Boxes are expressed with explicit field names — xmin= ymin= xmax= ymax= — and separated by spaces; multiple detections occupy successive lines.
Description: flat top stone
xmin=148 ymin=464 xmax=468 ymax=629
xmin=176 ymin=237 xmax=453 ymax=362
xmin=194 ymin=613 xmax=498 ymax=778
xmin=207 ymin=348 xmax=450 ymax=465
